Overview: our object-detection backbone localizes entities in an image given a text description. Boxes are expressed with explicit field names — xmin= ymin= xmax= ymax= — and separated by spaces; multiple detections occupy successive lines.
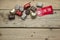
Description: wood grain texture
xmin=0 ymin=0 xmax=60 ymax=27
xmin=0 ymin=0 xmax=60 ymax=9
xmin=0 ymin=29 xmax=60 ymax=40
xmin=0 ymin=0 xmax=60 ymax=40
xmin=0 ymin=10 xmax=60 ymax=27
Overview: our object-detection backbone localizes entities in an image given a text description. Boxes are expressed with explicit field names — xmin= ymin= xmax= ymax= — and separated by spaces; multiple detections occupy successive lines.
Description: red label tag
xmin=36 ymin=6 xmax=53 ymax=16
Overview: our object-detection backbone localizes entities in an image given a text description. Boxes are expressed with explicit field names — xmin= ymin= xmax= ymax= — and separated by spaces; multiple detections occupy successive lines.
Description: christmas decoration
xmin=30 ymin=6 xmax=36 ymax=12
xmin=24 ymin=2 xmax=31 ymax=10
xmin=8 ymin=14 xmax=15 ymax=20
xmin=10 ymin=9 xmax=15 ymax=15
xmin=25 ymin=9 xmax=30 ymax=15
xmin=30 ymin=11 xmax=37 ymax=19
xmin=16 ymin=10 xmax=22 ymax=16
xmin=36 ymin=6 xmax=53 ymax=16
xmin=19 ymin=6 xmax=24 ymax=12
xmin=36 ymin=2 xmax=43 ymax=8
xmin=8 ymin=2 xmax=54 ymax=20
xmin=21 ymin=10 xmax=27 ymax=20
xmin=15 ymin=4 xmax=20 ymax=10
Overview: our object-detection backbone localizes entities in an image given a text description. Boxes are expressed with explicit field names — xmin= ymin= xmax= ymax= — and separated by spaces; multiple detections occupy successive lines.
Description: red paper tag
xmin=36 ymin=6 xmax=53 ymax=16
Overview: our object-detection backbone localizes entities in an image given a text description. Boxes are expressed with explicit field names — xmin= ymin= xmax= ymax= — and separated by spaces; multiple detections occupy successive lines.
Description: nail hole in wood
xmin=33 ymin=32 xmax=35 ymax=34
xmin=32 ymin=0 xmax=35 ymax=1
xmin=31 ymin=35 xmax=33 ymax=37
xmin=45 ymin=38 xmax=48 ymax=40
xmin=0 ymin=33 xmax=2 ymax=36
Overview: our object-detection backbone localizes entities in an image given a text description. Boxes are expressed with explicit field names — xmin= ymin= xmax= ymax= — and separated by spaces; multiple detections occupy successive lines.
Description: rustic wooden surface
xmin=0 ymin=28 xmax=60 ymax=40
xmin=0 ymin=10 xmax=60 ymax=27
xmin=0 ymin=0 xmax=60 ymax=9
xmin=0 ymin=0 xmax=60 ymax=27
xmin=0 ymin=0 xmax=60 ymax=40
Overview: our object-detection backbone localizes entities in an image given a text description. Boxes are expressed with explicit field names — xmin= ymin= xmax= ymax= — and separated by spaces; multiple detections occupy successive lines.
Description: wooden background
xmin=0 ymin=0 xmax=60 ymax=40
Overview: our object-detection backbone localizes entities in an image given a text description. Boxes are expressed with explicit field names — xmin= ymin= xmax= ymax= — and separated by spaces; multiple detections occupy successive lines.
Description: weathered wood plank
xmin=0 ymin=0 xmax=60 ymax=9
xmin=0 ymin=0 xmax=60 ymax=27
xmin=0 ymin=29 xmax=60 ymax=40
xmin=0 ymin=10 xmax=60 ymax=27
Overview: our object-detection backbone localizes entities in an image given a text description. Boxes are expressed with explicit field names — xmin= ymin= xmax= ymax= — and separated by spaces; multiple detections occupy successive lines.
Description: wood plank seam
xmin=0 ymin=27 xmax=60 ymax=29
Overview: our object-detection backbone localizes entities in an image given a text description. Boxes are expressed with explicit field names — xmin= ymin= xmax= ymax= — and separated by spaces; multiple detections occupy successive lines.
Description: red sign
xmin=36 ymin=6 xmax=53 ymax=16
